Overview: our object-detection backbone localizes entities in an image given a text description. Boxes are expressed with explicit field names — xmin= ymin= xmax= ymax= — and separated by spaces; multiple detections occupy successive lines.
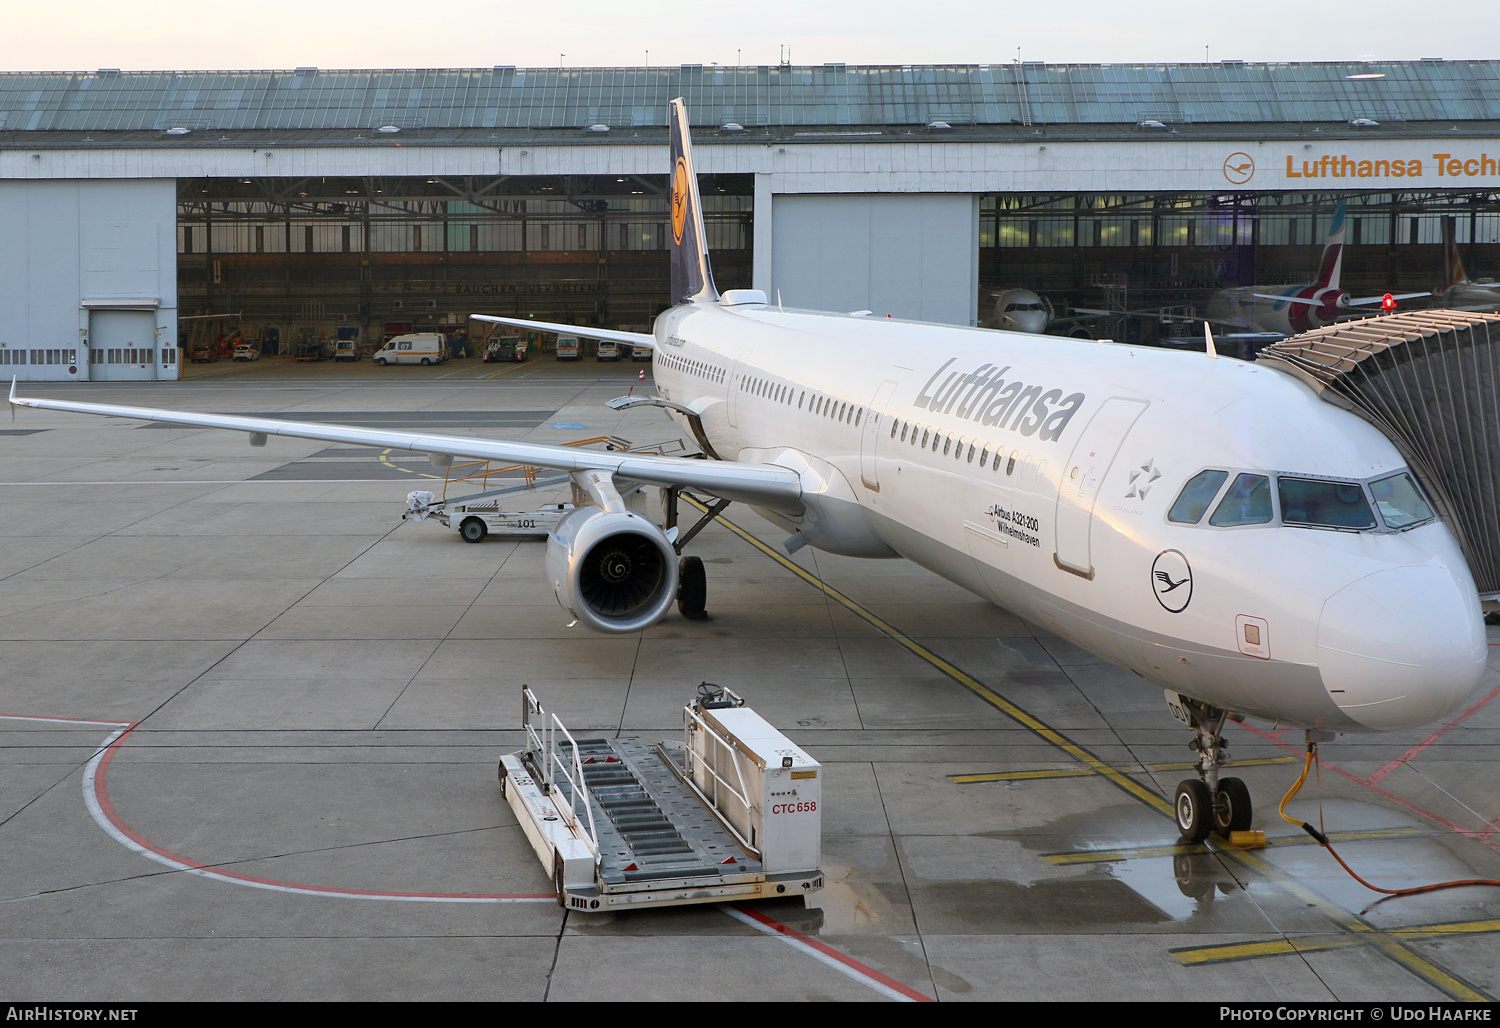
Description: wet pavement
xmin=2 ymin=356 xmax=1499 ymax=1001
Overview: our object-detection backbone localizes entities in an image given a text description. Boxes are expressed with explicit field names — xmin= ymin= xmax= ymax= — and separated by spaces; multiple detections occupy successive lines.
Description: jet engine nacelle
xmin=545 ymin=506 xmax=679 ymax=633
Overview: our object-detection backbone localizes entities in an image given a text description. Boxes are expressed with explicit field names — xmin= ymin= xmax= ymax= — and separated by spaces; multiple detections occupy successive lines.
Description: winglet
xmin=1203 ymin=322 xmax=1219 ymax=359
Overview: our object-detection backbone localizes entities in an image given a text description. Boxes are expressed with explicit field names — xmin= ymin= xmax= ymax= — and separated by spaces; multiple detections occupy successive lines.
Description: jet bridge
xmin=1259 ymin=310 xmax=1500 ymax=598
xmin=499 ymin=685 xmax=824 ymax=911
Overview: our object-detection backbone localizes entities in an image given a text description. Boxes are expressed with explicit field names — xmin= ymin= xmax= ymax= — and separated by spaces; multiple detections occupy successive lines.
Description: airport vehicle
xmin=1205 ymin=201 xmax=1428 ymax=338
xmin=597 ymin=340 xmax=620 ymax=361
xmin=189 ymin=345 xmax=218 ymax=363
xmin=232 ymin=343 xmax=259 ymax=362
xmin=1437 ymin=216 xmax=1500 ymax=311
xmin=504 ymin=684 xmax=822 ymax=910
xmin=373 ymin=333 xmax=446 ymax=366
xmin=333 ymin=339 xmax=361 ymax=362
xmin=482 ymin=337 xmax=528 ymax=363
xmin=632 ymin=345 xmax=652 ymax=363
xmin=11 ymin=100 xmax=1492 ymax=845
xmin=555 ymin=335 xmax=580 ymax=361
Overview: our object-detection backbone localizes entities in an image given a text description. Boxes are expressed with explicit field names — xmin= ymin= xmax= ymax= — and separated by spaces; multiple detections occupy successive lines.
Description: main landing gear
xmin=663 ymin=487 xmax=729 ymax=622
xmin=1168 ymin=693 xmax=1252 ymax=843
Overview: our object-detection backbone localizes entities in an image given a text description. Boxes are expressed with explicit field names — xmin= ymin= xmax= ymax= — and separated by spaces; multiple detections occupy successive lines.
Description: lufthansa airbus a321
xmin=11 ymin=100 xmax=1486 ymax=843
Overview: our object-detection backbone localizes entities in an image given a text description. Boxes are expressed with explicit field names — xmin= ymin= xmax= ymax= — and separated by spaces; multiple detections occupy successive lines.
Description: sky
xmin=3 ymin=0 xmax=1497 ymax=71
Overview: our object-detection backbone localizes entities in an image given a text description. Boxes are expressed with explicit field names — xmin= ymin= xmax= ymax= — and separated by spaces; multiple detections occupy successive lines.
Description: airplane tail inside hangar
xmin=1 ymin=61 xmax=1498 ymax=379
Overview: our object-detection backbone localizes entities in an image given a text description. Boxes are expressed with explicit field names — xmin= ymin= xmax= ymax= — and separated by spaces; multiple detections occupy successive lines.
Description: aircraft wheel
xmin=459 ymin=517 xmax=488 ymax=543
xmin=1175 ymin=779 xmax=1213 ymax=843
xmin=677 ymin=555 xmax=708 ymax=620
xmin=1213 ymin=777 xmax=1253 ymax=836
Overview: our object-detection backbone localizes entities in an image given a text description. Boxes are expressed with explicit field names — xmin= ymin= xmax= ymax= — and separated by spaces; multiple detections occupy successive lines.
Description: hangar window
xmin=1168 ymin=470 xmax=1229 ymax=524
xmin=1208 ymin=474 xmax=1272 ymax=527
xmin=1278 ymin=477 xmax=1376 ymax=531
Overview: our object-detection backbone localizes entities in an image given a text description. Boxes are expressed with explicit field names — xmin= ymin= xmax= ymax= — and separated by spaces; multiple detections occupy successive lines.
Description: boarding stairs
xmin=500 ymin=685 xmax=824 ymax=911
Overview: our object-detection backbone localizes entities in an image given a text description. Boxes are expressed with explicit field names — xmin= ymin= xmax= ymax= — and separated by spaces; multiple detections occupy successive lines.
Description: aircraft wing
xmin=468 ymin=315 xmax=655 ymax=351
xmin=8 ymin=381 xmax=802 ymax=513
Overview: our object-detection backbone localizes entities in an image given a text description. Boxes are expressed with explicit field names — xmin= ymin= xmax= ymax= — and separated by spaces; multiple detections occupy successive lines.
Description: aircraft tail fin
xmin=1442 ymin=216 xmax=1469 ymax=290
xmin=668 ymin=98 xmax=719 ymax=305
xmin=1314 ymin=199 xmax=1347 ymax=290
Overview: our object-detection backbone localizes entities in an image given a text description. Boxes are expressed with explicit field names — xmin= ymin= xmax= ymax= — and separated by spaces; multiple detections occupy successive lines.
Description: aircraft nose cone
xmin=1318 ymin=566 xmax=1486 ymax=730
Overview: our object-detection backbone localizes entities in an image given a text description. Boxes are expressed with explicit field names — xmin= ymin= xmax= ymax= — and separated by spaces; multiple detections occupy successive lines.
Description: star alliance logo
xmin=1126 ymin=459 xmax=1161 ymax=499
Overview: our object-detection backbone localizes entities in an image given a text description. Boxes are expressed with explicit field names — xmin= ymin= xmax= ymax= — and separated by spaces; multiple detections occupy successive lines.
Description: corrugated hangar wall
xmin=0 ymin=179 xmax=177 ymax=382
xmin=769 ymin=194 xmax=980 ymax=326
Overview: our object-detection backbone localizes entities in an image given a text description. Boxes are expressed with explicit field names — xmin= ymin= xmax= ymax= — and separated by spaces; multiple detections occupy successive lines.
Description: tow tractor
xmin=501 ymin=684 xmax=824 ymax=911
xmin=402 ymin=435 xmax=687 ymax=543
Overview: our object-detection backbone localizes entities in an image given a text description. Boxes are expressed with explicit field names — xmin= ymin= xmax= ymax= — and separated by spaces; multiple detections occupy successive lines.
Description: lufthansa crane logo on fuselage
xmin=1223 ymin=153 xmax=1254 ymax=185
xmin=1152 ymin=549 xmax=1193 ymax=613
xmin=671 ymin=158 xmax=689 ymax=245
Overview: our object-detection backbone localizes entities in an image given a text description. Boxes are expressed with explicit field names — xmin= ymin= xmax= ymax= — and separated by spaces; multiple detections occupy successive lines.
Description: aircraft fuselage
xmin=650 ymin=301 xmax=1486 ymax=733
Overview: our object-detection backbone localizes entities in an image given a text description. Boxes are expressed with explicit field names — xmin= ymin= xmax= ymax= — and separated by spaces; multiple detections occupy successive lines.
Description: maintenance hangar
xmin=1 ymin=60 xmax=1499 ymax=379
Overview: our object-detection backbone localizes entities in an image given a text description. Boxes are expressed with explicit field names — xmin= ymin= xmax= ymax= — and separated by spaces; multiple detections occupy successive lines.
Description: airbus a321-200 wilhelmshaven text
xmin=11 ymin=100 xmax=1487 ymax=844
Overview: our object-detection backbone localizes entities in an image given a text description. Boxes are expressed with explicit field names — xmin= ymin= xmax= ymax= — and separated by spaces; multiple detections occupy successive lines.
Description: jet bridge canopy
xmin=1259 ymin=309 xmax=1500 ymax=597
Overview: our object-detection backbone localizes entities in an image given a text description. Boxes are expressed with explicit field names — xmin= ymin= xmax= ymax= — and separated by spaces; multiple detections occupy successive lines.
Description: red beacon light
xmin=1381 ymin=292 xmax=1397 ymax=313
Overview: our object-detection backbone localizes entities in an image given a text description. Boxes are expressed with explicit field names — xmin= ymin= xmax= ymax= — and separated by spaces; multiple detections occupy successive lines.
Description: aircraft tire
xmin=1213 ymin=777 xmax=1253 ymax=835
xmin=1175 ymin=779 xmax=1213 ymax=843
xmin=677 ymin=555 xmax=708 ymax=620
xmin=460 ymin=517 xmax=488 ymax=543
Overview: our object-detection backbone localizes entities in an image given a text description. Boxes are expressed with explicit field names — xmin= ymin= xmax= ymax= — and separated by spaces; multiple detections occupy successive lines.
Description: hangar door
xmin=770 ymin=194 xmax=979 ymax=327
xmin=89 ymin=310 xmax=158 ymax=381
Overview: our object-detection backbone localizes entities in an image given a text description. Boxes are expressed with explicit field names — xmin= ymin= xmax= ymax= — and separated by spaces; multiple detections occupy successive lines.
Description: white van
xmin=333 ymin=339 xmax=361 ymax=362
xmin=596 ymin=340 xmax=619 ymax=361
xmin=374 ymin=333 xmax=446 ymax=366
xmin=555 ymin=335 xmax=580 ymax=361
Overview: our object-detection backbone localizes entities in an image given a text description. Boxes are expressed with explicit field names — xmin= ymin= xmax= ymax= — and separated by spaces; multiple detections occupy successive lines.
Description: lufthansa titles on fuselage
xmin=914 ymin=359 xmax=1084 ymax=442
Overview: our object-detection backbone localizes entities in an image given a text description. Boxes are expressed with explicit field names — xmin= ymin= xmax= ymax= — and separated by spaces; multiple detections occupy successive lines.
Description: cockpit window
xmin=1278 ymin=477 xmax=1376 ymax=530
xmin=1369 ymin=472 xmax=1434 ymax=529
xmin=1208 ymin=474 xmax=1273 ymax=527
xmin=1168 ymin=470 xmax=1229 ymax=524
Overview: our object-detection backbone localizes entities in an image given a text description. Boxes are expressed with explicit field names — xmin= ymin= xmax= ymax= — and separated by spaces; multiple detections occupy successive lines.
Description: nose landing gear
xmin=1167 ymin=693 xmax=1251 ymax=843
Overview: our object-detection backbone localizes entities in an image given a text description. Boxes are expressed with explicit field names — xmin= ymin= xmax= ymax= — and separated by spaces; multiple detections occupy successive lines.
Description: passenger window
xmin=1209 ymin=474 xmax=1272 ymax=527
xmin=1279 ymin=477 xmax=1376 ymax=530
xmin=1168 ymin=470 xmax=1229 ymax=524
xmin=920 ymin=428 xmax=929 ymax=448
xmin=1369 ymin=472 xmax=1434 ymax=529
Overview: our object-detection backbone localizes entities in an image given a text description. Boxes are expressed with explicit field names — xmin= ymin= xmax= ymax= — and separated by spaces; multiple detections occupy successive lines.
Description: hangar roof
xmin=2 ymin=62 xmax=1497 ymax=142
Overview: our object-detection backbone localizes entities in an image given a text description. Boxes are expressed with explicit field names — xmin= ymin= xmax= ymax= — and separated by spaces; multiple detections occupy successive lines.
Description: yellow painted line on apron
xmin=1173 ymin=918 xmax=1500 ymax=967
xmin=950 ymin=755 xmax=1297 ymax=784
xmin=1041 ymin=826 xmax=1425 ymax=865
xmin=378 ymin=448 xmax=443 ymax=480
xmin=1172 ymin=936 xmax=1359 ymax=966
xmin=687 ymin=498 xmax=1493 ymax=1001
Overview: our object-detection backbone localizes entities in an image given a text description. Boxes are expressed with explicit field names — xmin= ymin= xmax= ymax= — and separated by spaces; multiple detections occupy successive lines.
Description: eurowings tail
xmin=1313 ymin=199 xmax=1347 ymax=291
xmin=668 ymin=98 xmax=719 ymax=305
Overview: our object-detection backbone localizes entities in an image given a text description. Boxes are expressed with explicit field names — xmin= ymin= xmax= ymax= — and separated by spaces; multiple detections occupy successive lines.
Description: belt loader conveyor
xmin=499 ymin=685 xmax=824 ymax=911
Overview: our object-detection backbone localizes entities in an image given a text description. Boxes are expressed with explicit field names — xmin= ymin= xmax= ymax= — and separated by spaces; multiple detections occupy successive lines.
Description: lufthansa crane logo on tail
xmin=671 ymin=158 xmax=689 ymax=245
xmin=1152 ymin=549 xmax=1193 ymax=613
